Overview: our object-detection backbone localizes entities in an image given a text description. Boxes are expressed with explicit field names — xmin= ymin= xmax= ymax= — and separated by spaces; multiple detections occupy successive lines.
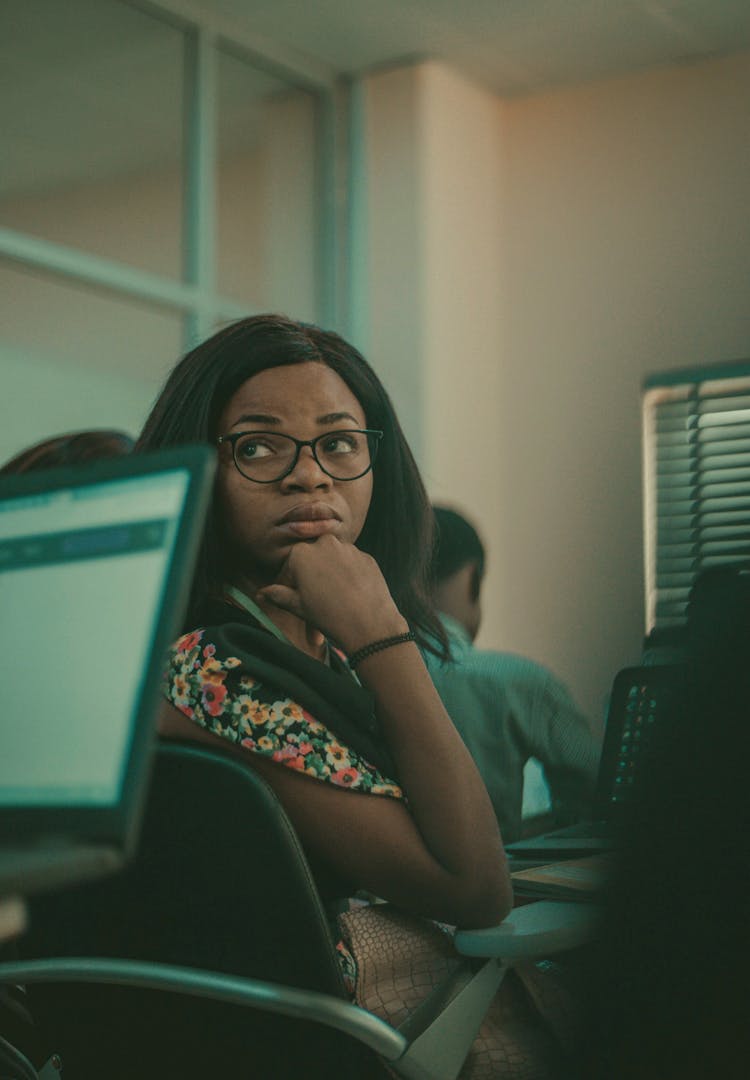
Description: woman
xmin=139 ymin=313 xmax=508 ymax=928
xmin=138 ymin=316 xmax=565 ymax=1077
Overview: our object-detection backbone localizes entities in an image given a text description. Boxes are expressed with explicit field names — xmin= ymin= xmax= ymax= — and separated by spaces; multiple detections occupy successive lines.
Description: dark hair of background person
xmin=431 ymin=506 xmax=486 ymax=601
xmin=137 ymin=313 xmax=450 ymax=659
xmin=0 ymin=430 xmax=134 ymax=476
xmin=578 ymin=563 xmax=750 ymax=1078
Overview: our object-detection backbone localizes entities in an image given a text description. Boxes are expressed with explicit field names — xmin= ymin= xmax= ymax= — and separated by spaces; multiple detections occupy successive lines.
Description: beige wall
xmin=359 ymin=50 xmax=750 ymax=721
xmin=418 ymin=61 xmax=506 ymax=658
xmin=497 ymin=50 xmax=750 ymax=720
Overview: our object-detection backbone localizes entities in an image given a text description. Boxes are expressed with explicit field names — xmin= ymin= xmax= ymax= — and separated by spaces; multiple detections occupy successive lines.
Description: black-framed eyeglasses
xmin=216 ymin=429 xmax=383 ymax=483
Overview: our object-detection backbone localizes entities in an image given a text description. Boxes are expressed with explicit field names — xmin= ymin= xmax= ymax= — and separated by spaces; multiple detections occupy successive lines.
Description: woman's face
xmin=216 ymin=361 xmax=374 ymax=586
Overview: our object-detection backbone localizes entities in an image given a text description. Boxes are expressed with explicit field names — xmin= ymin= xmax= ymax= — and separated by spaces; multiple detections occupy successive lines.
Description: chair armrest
xmin=453 ymin=901 xmax=602 ymax=959
xmin=0 ymin=958 xmax=408 ymax=1063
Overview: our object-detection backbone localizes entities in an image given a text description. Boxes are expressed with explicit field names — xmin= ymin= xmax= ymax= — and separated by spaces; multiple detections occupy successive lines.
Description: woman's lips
xmin=276 ymin=502 xmax=341 ymax=539
xmin=276 ymin=517 xmax=341 ymax=539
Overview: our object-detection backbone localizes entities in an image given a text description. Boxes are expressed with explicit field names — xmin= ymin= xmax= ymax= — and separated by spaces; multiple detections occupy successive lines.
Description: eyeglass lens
xmin=233 ymin=431 xmax=375 ymax=481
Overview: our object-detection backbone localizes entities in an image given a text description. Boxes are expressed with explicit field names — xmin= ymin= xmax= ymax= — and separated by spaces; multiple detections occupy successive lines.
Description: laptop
xmin=0 ymin=446 xmax=215 ymax=897
xmin=506 ymin=664 xmax=684 ymax=859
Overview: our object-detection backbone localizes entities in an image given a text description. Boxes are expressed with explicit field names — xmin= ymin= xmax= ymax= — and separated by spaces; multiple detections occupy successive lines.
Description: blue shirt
xmin=422 ymin=614 xmax=600 ymax=842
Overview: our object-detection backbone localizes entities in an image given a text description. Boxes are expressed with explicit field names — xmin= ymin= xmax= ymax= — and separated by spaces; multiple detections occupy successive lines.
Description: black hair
xmin=137 ymin=314 xmax=449 ymax=658
xmin=430 ymin=507 xmax=486 ymax=588
xmin=0 ymin=430 xmax=133 ymax=476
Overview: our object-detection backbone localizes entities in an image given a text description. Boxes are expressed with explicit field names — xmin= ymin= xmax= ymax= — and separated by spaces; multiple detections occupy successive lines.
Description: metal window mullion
xmin=0 ymin=225 xmax=200 ymax=314
xmin=317 ymin=88 xmax=339 ymax=328
xmin=128 ymin=0 xmax=336 ymax=92
xmin=183 ymin=24 xmax=218 ymax=348
xmin=344 ymin=76 xmax=369 ymax=350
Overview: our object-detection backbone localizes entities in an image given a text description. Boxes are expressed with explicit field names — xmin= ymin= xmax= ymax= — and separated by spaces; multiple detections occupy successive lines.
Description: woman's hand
xmin=256 ymin=534 xmax=407 ymax=652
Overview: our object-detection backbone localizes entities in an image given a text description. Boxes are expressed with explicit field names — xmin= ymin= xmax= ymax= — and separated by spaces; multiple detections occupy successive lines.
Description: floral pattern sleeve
xmin=165 ymin=628 xmax=403 ymax=800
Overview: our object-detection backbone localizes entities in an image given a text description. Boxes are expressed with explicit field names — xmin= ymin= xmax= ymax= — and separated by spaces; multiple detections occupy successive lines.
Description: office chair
xmin=2 ymin=742 xmax=597 ymax=1080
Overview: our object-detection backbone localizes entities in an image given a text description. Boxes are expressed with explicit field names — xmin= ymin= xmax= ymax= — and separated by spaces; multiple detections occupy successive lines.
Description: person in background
xmin=422 ymin=506 xmax=600 ymax=842
xmin=0 ymin=430 xmax=133 ymax=475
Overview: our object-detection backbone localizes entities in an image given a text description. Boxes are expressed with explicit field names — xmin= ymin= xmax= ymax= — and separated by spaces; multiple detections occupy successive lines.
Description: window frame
xmin=642 ymin=359 xmax=750 ymax=635
xmin=0 ymin=0 xmax=341 ymax=352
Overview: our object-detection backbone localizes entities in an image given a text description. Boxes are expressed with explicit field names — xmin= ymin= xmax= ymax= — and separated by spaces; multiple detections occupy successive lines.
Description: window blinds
xmin=643 ymin=362 xmax=750 ymax=634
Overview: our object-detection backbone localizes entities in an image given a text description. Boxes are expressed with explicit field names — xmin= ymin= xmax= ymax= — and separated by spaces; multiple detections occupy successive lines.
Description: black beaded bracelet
xmin=347 ymin=631 xmax=416 ymax=669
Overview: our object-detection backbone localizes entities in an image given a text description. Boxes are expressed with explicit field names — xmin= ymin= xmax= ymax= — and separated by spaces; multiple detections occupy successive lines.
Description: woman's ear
xmin=469 ymin=563 xmax=482 ymax=604
xmin=434 ymin=563 xmax=482 ymax=639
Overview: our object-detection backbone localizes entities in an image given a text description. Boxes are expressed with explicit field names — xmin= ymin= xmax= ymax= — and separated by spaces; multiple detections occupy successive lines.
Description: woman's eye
xmin=323 ymin=434 xmax=359 ymax=454
xmin=238 ymin=439 xmax=274 ymax=459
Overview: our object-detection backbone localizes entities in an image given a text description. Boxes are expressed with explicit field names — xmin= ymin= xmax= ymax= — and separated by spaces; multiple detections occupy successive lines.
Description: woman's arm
xmin=250 ymin=534 xmax=512 ymax=927
xmin=159 ymin=699 xmax=510 ymax=928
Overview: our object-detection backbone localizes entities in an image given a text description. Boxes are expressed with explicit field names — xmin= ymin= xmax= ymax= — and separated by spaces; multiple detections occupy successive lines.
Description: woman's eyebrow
xmin=230 ymin=410 xmax=360 ymax=428
xmin=232 ymin=413 xmax=281 ymax=427
xmin=317 ymin=412 xmax=359 ymax=425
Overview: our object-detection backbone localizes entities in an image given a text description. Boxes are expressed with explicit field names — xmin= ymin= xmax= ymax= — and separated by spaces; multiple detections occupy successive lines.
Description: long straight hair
xmin=137 ymin=315 xmax=449 ymax=658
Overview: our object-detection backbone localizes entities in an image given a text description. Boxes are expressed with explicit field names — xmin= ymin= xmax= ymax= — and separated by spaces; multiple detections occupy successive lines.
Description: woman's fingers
xmin=259 ymin=536 xmax=405 ymax=649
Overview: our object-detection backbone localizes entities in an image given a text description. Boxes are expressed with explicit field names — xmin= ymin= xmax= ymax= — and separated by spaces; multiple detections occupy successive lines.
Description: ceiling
xmin=2 ymin=0 xmax=750 ymax=201
xmin=206 ymin=0 xmax=750 ymax=97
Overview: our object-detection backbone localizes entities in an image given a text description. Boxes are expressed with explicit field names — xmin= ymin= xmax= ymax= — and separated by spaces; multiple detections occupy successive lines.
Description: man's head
xmin=430 ymin=506 xmax=486 ymax=640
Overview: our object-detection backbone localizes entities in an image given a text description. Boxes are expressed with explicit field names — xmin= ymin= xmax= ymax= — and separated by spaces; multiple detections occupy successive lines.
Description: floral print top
xmin=164 ymin=628 xmax=403 ymax=799
xmin=163 ymin=625 xmax=405 ymax=998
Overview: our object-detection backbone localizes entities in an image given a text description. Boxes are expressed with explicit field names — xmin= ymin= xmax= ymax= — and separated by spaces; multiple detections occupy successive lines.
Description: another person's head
xmin=0 ymin=430 xmax=134 ymax=476
xmin=137 ymin=314 xmax=446 ymax=653
xmin=429 ymin=507 xmax=485 ymax=640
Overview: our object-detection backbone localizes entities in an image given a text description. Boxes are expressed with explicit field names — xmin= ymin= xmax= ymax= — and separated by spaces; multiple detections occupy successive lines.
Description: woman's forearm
xmin=355 ymin=640 xmax=512 ymax=925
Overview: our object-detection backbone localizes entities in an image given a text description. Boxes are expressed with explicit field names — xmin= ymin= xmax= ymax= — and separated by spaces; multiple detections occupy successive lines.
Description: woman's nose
xmin=282 ymin=445 xmax=331 ymax=488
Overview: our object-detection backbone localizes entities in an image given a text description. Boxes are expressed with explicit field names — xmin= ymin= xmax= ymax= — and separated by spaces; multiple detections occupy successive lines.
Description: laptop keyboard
xmin=609 ymin=680 xmax=660 ymax=804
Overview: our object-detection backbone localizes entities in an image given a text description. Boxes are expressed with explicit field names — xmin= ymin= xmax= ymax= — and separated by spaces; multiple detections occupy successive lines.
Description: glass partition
xmin=0 ymin=0 xmax=185 ymax=278
xmin=217 ymin=47 xmax=319 ymax=321
xmin=0 ymin=259 xmax=182 ymax=463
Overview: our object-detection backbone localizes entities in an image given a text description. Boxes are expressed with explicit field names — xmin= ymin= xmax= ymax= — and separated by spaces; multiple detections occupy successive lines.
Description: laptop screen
xmin=0 ymin=468 xmax=190 ymax=809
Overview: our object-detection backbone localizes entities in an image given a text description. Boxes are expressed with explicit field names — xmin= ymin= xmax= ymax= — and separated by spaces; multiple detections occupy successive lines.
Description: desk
xmin=454 ymin=900 xmax=602 ymax=958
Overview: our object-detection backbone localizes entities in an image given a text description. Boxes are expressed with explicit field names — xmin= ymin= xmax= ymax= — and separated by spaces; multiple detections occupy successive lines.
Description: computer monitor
xmin=0 ymin=446 xmax=214 ymax=894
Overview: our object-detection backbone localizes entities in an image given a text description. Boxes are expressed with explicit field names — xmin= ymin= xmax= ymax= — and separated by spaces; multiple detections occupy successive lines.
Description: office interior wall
xmin=357 ymin=49 xmax=750 ymax=722
xmin=418 ymin=60 xmax=505 ymax=640
xmin=346 ymin=64 xmax=426 ymax=461
xmin=4 ymin=20 xmax=748 ymax=723
xmin=498 ymin=49 xmax=750 ymax=721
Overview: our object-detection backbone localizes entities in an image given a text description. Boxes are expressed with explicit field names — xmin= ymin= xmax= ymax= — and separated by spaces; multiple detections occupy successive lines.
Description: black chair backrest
xmin=21 ymin=742 xmax=385 ymax=1079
